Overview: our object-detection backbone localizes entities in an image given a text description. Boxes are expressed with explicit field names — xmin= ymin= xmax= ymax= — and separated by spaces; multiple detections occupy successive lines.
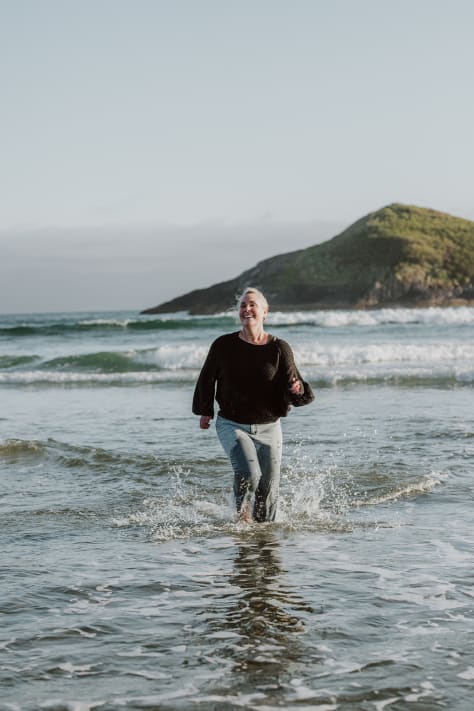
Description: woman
xmin=192 ymin=287 xmax=314 ymax=523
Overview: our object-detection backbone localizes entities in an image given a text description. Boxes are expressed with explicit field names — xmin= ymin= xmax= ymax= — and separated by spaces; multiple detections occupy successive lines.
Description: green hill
xmin=142 ymin=204 xmax=474 ymax=314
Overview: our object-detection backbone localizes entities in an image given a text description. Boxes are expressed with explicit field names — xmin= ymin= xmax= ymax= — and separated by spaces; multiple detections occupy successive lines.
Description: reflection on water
xmin=228 ymin=528 xmax=312 ymax=639
xmin=199 ymin=528 xmax=316 ymax=698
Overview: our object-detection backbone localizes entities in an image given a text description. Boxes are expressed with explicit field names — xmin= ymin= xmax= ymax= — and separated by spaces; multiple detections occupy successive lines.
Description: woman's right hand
xmin=200 ymin=415 xmax=212 ymax=429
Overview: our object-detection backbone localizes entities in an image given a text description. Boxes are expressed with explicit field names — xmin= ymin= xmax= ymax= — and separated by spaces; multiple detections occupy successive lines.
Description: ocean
xmin=1 ymin=306 xmax=474 ymax=710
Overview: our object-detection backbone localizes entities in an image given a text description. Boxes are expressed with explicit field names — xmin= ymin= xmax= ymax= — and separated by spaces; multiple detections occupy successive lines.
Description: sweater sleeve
xmin=277 ymin=338 xmax=315 ymax=407
xmin=192 ymin=340 xmax=219 ymax=417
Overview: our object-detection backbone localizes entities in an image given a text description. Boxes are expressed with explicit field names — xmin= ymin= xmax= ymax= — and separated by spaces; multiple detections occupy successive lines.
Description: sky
xmin=1 ymin=0 xmax=473 ymax=313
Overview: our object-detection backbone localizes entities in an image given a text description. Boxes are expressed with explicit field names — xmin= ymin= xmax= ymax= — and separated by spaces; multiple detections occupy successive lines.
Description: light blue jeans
xmin=216 ymin=415 xmax=283 ymax=522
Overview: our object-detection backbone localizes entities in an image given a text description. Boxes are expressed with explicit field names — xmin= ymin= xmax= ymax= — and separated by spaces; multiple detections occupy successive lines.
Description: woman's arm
xmin=192 ymin=341 xmax=218 ymax=420
xmin=277 ymin=339 xmax=314 ymax=406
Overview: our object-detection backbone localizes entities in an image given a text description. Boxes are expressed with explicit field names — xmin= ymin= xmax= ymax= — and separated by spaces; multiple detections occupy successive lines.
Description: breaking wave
xmin=2 ymin=305 xmax=474 ymax=339
xmin=2 ymin=338 xmax=474 ymax=386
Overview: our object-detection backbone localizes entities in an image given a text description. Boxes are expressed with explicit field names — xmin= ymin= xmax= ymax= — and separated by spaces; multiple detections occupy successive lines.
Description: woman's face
xmin=239 ymin=293 xmax=268 ymax=327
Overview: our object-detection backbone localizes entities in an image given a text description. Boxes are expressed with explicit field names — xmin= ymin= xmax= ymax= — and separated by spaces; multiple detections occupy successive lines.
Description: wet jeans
xmin=216 ymin=415 xmax=282 ymax=522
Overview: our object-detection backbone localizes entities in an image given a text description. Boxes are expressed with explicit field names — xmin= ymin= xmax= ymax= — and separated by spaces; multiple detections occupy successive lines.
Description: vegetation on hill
xmin=142 ymin=204 xmax=474 ymax=314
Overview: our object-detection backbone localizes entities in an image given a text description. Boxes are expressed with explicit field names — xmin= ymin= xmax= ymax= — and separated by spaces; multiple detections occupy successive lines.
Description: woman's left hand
xmin=289 ymin=377 xmax=303 ymax=395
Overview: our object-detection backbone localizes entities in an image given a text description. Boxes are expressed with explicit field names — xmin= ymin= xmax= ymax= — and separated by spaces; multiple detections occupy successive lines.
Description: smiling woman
xmin=238 ymin=287 xmax=269 ymax=344
xmin=192 ymin=286 xmax=314 ymax=523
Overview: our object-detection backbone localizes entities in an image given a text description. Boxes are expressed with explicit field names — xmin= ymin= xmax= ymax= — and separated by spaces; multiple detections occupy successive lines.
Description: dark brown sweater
xmin=192 ymin=332 xmax=314 ymax=424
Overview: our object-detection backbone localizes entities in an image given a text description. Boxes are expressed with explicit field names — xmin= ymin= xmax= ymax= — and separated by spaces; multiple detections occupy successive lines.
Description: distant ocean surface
xmin=2 ymin=306 xmax=474 ymax=710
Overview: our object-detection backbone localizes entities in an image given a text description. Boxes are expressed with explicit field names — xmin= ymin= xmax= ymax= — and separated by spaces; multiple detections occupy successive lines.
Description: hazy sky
xmin=1 ymin=0 xmax=473 ymax=312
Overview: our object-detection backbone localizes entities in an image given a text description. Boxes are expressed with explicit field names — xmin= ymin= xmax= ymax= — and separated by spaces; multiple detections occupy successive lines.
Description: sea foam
xmin=267 ymin=306 xmax=474 ymax=328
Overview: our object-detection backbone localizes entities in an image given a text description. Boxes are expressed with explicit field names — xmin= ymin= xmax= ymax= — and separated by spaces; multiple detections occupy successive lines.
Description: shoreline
xmin=141 ymin=297 xmax=474 ymax=316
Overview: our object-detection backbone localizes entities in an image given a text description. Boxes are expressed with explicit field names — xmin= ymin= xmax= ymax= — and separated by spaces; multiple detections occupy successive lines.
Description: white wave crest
xmin=0 ymin=370 xmax=199 ymax=384
xmin=135 ymin=340 xmax=474 ymax=372
xmin=3 ymin=338 xmax=474 ymax=385
xmin=135 ymin=345 xmax=209 ymax=370
xmin=267 ymin=306 xmax=474 ymax=328
xmin=293 ymin=341 xmax=474 ymax=367
xmin=352 ymin=472 xmax=448 ymax=508
xmin=304 ymin=365 xmax=474 ymax=385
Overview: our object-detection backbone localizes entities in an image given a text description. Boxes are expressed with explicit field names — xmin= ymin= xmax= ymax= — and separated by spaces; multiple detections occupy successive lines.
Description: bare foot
xmin=235 ymin=504 xmax=253 ymax=524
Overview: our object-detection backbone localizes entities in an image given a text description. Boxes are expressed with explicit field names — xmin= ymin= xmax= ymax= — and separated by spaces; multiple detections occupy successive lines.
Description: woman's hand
xmin=289 ymin=377 xmax=303 ymax=395
xmin=200 ymin=415 xmax=212 ymax=429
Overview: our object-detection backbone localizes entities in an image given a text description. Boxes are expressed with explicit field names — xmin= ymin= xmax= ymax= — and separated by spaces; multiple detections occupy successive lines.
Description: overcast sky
xmin=1 ymin=0 xmax=473 ymax=313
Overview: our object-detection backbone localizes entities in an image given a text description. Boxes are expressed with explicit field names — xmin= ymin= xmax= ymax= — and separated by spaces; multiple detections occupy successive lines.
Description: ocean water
xmin=1 ymin=306 xmax=474 ymax=710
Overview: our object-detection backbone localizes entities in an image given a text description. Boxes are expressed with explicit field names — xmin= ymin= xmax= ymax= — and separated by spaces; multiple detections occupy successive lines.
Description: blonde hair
xmin=237 ymin=287 xmax=269 ymax=311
